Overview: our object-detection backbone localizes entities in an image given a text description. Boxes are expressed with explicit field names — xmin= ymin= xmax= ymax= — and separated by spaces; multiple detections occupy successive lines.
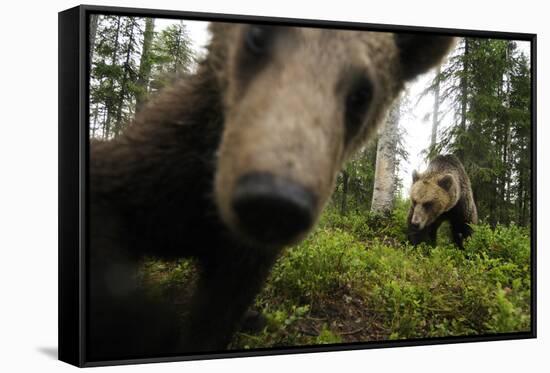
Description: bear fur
xmin=89 ymin=23 xmax=454 ymax=360
xmin=407 ymin=154 xmax=478 ymax=249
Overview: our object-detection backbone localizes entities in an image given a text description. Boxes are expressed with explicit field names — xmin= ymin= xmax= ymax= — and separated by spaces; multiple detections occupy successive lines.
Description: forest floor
xmin=139 ymin=201 xmax=532 ymax=350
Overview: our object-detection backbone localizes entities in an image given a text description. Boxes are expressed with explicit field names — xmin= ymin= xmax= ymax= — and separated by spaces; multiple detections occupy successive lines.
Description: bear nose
xmin=410 ymin=222 xmax=420 ymax=230
xmin=232 ymin=172 xmax=317 ymax=245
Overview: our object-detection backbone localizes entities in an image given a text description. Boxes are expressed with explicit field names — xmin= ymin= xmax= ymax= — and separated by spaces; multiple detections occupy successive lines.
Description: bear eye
xmin=423 ymin=201 xmax=433 ymax=209
xmin=347 ymin=80 xmax=372 ymax=110
xmin=344 ymin=76 xmax=374 ymax=143
xmin=245 ymin=25 xmax=274 ymax=54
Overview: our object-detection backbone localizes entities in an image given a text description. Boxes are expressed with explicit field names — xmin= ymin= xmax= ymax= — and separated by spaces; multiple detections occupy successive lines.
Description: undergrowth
xmin=141 ymin=199 xmax=532 ymax=349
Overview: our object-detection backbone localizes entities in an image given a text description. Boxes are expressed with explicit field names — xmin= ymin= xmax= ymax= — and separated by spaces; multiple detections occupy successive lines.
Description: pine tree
xmin=135 ymin=18 xmax=155 ymax=112
xmin=150 ymin=21 xmax=195 ymax=91
xmin=89 ymin=17 xmax=197 ymax=138
xmin=429 ymin=37 xmax=531 ymax=226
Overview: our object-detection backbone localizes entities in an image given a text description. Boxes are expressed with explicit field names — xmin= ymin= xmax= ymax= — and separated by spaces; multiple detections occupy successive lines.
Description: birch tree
xmin=430 ymin=66 xmax=441 ymax=150
xmin=370 ymin=97 xmax=401 ymax=214
xmin=89 ymin=14 xmax=99 ymax=62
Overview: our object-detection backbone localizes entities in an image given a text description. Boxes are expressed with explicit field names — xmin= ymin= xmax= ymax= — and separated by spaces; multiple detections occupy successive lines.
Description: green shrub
xmin=139 ymin=257 xmax=197 ymax=300
xmin=315 ymin=325 xmax=342 ymax=344
xmin=266 ymin=228 xmax=368 ymax=304
xmin=247 ymin=218 xmax=531 ymax=346
xmin=319 ymin=201 xmax=409 ymax=243
xmin=139 ymin=208 xmax=532 ymax=349
xmin=465 ymin=224 xmax=531 ymax=270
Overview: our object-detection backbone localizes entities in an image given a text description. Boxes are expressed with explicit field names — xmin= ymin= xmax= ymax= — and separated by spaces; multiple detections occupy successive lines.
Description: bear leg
xmin=88 ymin=262 xmax=184 ymax=360
xmin=180 ymin=245 xmax=280 ymax=352
xmin=451 ymin=222 xmax=473 ymax=250
xmin=408 ymin=223 xmax=439 ymax=247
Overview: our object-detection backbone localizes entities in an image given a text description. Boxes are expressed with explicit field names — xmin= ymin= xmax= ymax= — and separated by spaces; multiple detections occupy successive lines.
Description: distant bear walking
xmin=408 ymin=154 xmax=478 ymax=249
xmin=89 ymin=22 xmax=454 ymax=360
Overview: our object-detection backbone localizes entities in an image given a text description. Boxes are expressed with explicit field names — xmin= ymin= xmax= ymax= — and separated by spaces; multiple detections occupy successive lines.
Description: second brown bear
xmin=408 ymin=154 xmax=478 ymax=249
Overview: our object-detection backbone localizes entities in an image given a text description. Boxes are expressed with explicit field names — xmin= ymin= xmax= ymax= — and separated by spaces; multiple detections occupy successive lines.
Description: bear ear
xmin=437 ymin=174 xmax=455 ymax=191
xmin=395 ymin=34 xmax=456 ymax=81
xmin=412 ymin=170 xmax=420 ymax=183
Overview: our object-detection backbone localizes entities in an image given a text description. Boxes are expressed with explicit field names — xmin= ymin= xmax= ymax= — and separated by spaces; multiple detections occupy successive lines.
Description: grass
xmin=140 ymin=199 xmax=532 ymax=350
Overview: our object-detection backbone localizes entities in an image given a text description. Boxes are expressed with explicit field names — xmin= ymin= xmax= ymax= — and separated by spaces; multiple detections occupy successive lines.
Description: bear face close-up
xmin=88 ymin=22 xmax=455 ymax=360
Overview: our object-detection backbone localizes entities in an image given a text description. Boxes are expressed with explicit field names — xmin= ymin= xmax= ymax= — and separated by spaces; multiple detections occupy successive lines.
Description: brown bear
xmin=407 ymin=154 xmax=478 ymax=249
xmin=89 ymin=22 xmax=454 ymax=360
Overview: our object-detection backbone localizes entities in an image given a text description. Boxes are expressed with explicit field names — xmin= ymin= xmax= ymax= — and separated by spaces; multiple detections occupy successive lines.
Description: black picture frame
xmin=59 ymin=4 xmax=537 ymax=367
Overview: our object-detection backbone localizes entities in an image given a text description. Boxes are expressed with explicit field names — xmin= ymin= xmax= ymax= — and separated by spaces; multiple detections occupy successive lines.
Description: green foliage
xmin=230 ymin=210 xmax=531 ymax=348
xmin=90 ymin=16 xmax=197 ymax=139
xmin=319 ymin=200 xmax=409 ymax=244
xmin=90 ymin=16 xmax=145 ymax=138
xmin=139 ymin=206 xmax=531 ymax=349
xmin=465 ymin=224 xmax=531 ymax=269
xmin=432 ymin=38 xmax=531 ymax=226
xmin=315 ymin=325 xmax=343 ymax=344
xmin=332 ymin=143 xmax=378 ymax=214
xmin=267 ymin=228 xmax=368 ymax=304
xmin=361 ymin=242 xmax=529 ymax=338
xmin=150 ymin=21 xmax=196 ymax=89
xmin=139 ymin=258 xmax=197 ymax=301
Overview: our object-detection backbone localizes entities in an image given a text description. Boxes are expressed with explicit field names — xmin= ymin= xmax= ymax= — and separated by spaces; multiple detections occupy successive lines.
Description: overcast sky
xmin=157 ymin=19 xmax=530 ymax=198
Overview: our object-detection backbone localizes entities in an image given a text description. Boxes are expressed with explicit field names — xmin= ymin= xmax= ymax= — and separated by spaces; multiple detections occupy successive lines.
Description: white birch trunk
xmin=431 ymin=66 xmax=441 ymax=148
xmin=370 ymin=97 xmax=400 ymax=214
xmin=89 ymin=14 xmax=99 ymax=62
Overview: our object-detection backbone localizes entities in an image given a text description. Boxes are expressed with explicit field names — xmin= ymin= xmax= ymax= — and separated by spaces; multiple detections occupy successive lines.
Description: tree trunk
xmin=457 ymin=38 xmax=469 ymax=160
xmin=340 ymin=171 xmax=349 ymax=215
xmin=114 ymin=18 xmax=136 ymax=136
xmin=517 ymin=167 xmax=524 ymax=224
xmin=502 ymin=42 xmax=513 ymax=224
xmin=430 ymin=66 xmax=441 ymax=152
xmin=104 ymin=16 xmax=121 ymax=140
xmin=173 ymin=22 xmax=183 ymax=77
xmin=89 ymin=14 xmax=99 ymax=62
xmin=136 ymin=18 xmax=155 ymax=112
xmin=371 ymin=97 xmax=400 ymax=215
xmin=91 ymin=103 xmax=99 ymax=138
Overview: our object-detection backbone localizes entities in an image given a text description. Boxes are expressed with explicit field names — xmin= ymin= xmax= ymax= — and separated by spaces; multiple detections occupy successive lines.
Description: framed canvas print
xmin=58 ymin=5 xmax=537 ymax=367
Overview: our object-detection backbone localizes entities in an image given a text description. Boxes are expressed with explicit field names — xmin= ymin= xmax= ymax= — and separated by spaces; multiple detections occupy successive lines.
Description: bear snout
xmin=410 ymin=214 xmax=421 ymax=229
xmin=409 ymin=222 xmax=420 ymax=230
xmin=231 ymin=172 xmax=317 ymax=246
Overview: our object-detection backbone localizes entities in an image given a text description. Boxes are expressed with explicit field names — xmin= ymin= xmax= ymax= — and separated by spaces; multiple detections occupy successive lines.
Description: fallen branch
xmin=340 ymin=327 xmax=365 ymax=335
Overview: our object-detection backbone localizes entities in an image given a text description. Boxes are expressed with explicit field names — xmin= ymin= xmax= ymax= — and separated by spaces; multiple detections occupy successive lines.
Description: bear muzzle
xmin=231 ymin=172 xmax=318 ymax=246
xmin=410 ymin=211 xmax=427 ymax=230
xmin=409 ymin=222 xmax=421 ymax=231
